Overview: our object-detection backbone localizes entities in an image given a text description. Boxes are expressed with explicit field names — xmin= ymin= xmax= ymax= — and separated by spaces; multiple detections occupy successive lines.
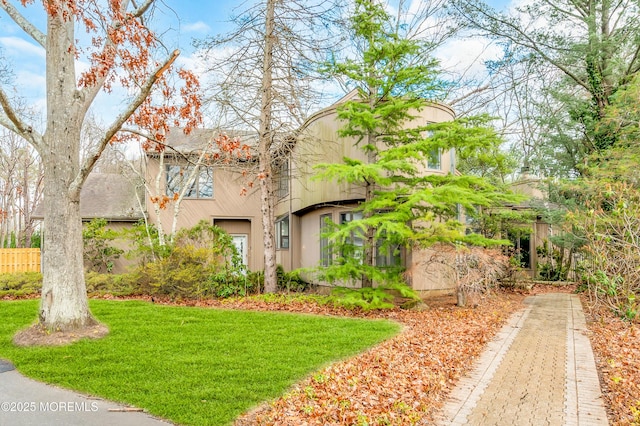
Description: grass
xmin=0 ymin=300 xmax=399 ymax=426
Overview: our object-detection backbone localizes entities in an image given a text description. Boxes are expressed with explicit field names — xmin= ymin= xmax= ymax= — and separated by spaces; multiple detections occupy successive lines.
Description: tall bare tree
xmin=0 ymin=128 xmax=43 ymax=248
xmin=196 ymin=0 xmax=345 ymax=292
xmin=0 ymin=0 xmax=201 ymax=334
xmin=449 ymin=0 xmax=640 ymax=176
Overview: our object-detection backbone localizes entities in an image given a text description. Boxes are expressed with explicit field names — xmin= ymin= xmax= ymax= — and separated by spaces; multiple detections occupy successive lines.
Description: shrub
xmin=207 ymin=271 xmax=263 ymax=298
xmin=0 ymin=272 xmax=42 ymax=297
xmin=423 ymin=244 xmax=510 ymax=307
xmin=276 ymin=266 xmax=309 ymax=293
xmin=85 ymin=271 xmax=137 ymax=296
xmin=536 ymin=239 xmax=570 ymax=281
xmin=82 ymin=218 xmax=124 ymax=273
xmin=122 ymin=220 xmax=170 ymax=265
xmin=328 ymin=283 xmax=420 ymax=311
xmin=136 ymin=246 xmax=217 ymax=297
xmin=131 ymin=220 xmax=245 ymax=299
xmin=567 ymin=182 xmax=640 ymax=319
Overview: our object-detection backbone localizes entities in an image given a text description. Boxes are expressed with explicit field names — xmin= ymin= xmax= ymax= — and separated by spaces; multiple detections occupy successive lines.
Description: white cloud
xmin=435 ymin=37 xmax=502 ymax=78
xmin=0 ymin=36 xmax=45 ymax=58
xmin=182 ymin=21 xmax=211 ymax=34
xmin=16 ymin=70 xmax=45 ymax=87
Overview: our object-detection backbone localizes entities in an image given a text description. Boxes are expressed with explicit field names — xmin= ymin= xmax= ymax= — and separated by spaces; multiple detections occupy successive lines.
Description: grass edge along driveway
xmin=0 ymin=299 xmax=399 ymax=426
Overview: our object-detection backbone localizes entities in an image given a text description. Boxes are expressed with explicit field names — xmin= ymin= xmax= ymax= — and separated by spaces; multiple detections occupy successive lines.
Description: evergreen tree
xmin=315 ymin=0 xmax=521 ymax=288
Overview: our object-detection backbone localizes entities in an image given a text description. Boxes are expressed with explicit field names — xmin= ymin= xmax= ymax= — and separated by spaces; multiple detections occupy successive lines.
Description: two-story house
xmin=272 ymin=91 xmax=459 ymax=293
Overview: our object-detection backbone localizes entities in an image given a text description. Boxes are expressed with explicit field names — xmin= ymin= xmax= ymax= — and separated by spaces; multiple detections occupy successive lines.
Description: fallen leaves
xmin=587 ymin=302 xmax=640 ymax=425
xmin=224 ymin=292 xmax=526 ymax=425
xmin=101 ymin=286 xmax=640 ymax=425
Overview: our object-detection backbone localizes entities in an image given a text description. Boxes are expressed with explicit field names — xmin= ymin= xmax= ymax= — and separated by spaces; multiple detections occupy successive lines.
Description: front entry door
xmin=231 ymin=234 xmax=249 ymax=268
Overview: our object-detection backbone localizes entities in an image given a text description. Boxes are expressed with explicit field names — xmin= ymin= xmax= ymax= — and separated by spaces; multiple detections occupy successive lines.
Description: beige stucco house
xmin=273 ymin=91 xmax=460 ymax=293
xmin=139 ymin=92 xmax=460 ymax=292
xmin=144 ymin=128 xmax=265 ymax=272
xmin=37 ymin=92 xmax=555 ymax=289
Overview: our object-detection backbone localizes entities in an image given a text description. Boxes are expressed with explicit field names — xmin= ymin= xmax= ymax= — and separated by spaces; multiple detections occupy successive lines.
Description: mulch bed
xmin=12 ymin=322 xmax=109 ymax=347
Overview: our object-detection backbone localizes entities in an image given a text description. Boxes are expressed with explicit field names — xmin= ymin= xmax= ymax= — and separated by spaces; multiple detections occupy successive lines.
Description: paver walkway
xmin=438 ymin=293 xmax=609 ymax=426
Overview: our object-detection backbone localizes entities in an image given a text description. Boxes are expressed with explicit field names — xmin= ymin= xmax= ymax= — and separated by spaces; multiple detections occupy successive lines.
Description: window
xmin=427 ymin=148 xmax=441 ymax=170
xmin=339 ymin=211 xmax=363 ymax=260
xmin=319 ymin=214 xmax=332 ymax=267
xmin=375 ymin=236 xmax=401 ymax=267
xmin=275 ymin=215 xmax=289 ymax=249
xmin=166 ymin=164 xmax=213 ymax=199
xmin=274 ymin=160 xmax=289 ymax=199
xmin=508 ymin=230 xmax=531 ymax=269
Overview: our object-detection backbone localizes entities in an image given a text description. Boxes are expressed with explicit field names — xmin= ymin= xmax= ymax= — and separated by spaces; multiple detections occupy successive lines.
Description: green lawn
xmin=0 ymin=300 xmax=399 ymax=425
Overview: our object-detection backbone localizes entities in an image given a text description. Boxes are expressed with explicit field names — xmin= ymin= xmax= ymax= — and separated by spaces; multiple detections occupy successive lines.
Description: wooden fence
xmin=0 ymin=248 xmax=41 ymax=273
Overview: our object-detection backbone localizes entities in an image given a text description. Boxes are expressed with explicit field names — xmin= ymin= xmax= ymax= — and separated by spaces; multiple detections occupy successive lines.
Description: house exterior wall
xmin=406 ymin=246 xmax=458 ymax=294
xmin=145 ymin=160 xmax=265 ymax=271
xmin=283 ymin=99 xmax=456 ymax=216
xmin=276 ymin=93 xmax=458 ymax=292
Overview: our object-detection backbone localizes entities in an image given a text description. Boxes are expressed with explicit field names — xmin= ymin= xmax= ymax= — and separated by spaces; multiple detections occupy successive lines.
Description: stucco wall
xmin=145 ymin=159 xmax=264 ymax=271
xmin=281 ymin=99 xmax=457 ymax=217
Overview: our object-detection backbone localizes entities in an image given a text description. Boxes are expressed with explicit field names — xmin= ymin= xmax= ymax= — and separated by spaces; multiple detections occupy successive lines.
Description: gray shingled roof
xmin=33 ymin=173 xmax=144 ymax=221
xmin=150 ymin=128 xmax=259 ymax=155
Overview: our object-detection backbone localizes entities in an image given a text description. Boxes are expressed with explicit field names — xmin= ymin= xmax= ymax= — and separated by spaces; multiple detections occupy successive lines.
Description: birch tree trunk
xmin=259 ymin=0 xmax=278 ymax=293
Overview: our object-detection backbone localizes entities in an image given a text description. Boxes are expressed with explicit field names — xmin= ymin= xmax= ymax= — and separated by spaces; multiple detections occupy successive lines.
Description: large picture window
xmin=166 ymin=164 xmax=213 ymax=199
xmin=339 ymin=211 xmax=363 ymax=260
xmin=375 ymin=236 xmax=401 ymax=267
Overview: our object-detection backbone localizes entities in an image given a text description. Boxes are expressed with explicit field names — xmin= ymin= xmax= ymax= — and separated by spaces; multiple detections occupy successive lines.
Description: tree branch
xmin=452 ymin=1 xmax=592 ymax=93
xmin=72 ymin=49 xmax=180 ymax=195
xmin=0 ymin=1 xmax=46 ymax=47
xmin=131 ymin=0 xmax=155 ymax=18
xmin=78 ymin=0 xmax=157 ymax=113
xmin=0 ymin=86 xmax=44 ymax=152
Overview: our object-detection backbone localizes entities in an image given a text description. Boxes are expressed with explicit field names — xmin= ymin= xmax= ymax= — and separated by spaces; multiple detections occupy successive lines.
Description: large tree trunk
xmin=362 ymin=80 xmax=378 ymax=288
xmin=259 ymin=0 xmax=278 ymax=293
xmin=39 ymin=163 xmax=95 ymax=330
xmin=38 ymin=7 xmax=96 ymax=331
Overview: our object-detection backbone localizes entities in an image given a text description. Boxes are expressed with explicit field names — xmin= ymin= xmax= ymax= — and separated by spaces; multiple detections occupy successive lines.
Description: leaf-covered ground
xmin=203 ymin=292 xmax=527 ymax=426
xmin=21 ymin=286 xmax=639 ymax=425
xmin=586 ymin=302 xmax=640 ymax=425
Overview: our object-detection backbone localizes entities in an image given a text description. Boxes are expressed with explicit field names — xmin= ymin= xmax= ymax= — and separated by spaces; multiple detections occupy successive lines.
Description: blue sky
xmin=0 ymin=1 xmax=226 ymax=107
xmin=0 ymin=0 xmax=512 ymax=122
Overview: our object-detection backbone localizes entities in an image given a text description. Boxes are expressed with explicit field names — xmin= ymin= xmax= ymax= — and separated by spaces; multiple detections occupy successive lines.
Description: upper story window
xmin=274 ymin=160 xmax=289 ymax=199
xmin=166 ymin=164 xmax=213 ymax=199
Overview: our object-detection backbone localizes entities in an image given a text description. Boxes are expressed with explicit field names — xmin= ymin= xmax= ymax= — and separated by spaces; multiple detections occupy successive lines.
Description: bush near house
xmin=82 ymin=218 xmax=124 ymax=273
xmin=80 ymin=220 xmax=310 ymax=300
xmin=0 ymin=272 xmax=42 ymax=297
